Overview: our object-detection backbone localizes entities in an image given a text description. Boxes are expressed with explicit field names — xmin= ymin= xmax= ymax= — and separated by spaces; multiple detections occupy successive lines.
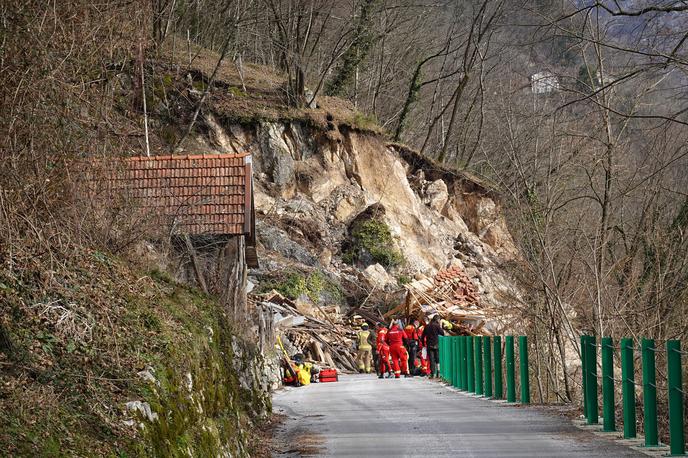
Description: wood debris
xmin=253 ymin=290 xmax=361 ymax=372
xmin=384 ymin=265 xmax=493 ymax=336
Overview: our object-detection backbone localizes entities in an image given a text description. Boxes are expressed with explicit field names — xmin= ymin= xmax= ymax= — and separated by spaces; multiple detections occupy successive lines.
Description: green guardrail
xmin=440 ymin=332 xmax=687 ymax=455
xmin=519 ymin=336 xmax=530 ymax=404
xmin=467 ymin=336 xmax=475 ymax=392
xmin=506 ymin=335 xmax=516 ymax=402
xmin=601 ymin=337 xmax=615 ymax=432
xmin=439 ymin=334 xmax=531 ymax=404
xmin=494 ymin=336 xmax=503 ymax=399
xmin=580 ymin=334 xmax=687 ymax=455
xmin=475 ymin=336 xmax=483 ymax=396
xmin=483 ymin=336 xmax=493 ymax=398
xmin=620 ymin=338 xmax=636 ymax=439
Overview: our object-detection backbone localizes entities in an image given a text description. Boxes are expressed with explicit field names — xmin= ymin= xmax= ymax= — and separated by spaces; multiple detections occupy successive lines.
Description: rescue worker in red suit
xmin=387 ymin=321 xmax=409 ymax=378
xmin=375 ymin=322 xmax=391 ymax=379
xmin=404 ymin=320 xmax=420 ymax=376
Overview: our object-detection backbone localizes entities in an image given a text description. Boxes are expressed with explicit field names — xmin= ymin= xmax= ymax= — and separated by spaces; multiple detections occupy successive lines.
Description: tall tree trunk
xmin=220 ymin=236 xmax=248 ymax=324
xmin=394 ymin=62 xmax=423 ymax=142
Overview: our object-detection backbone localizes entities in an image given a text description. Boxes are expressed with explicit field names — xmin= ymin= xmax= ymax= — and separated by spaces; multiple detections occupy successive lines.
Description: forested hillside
xmin=1 ymin=0 xmax=688 ymax=455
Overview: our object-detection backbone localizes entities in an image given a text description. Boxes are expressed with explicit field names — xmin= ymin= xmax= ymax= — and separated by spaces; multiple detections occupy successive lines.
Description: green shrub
xmin=351 ymin=111 xmax=379 ymax=130
xmin=397 ymin=274 xmax=411 ymax=285
xmin=274 ymin=272 xmax=309 ymax=299
xmin=228 ymin=86 xmax=246 ymax=97
xmin=344 ymin=219 xmax=404 ymax=268
xmin=261 ymin=270 xmax=343 ymax=304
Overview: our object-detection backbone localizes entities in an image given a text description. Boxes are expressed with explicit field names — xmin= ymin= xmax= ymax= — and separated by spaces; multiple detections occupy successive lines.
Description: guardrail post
xmin=620 ymin=338 xmax=636 ymax=439
xmin=461 ymin=336 xmax=468 ymax=390
xmin=451 ymin=336 xmax=457 ymax=386
xmin=448 ymin=336 xmax=454 ymax=385
xmin=641 ymin=338 xmax=658 ymax=447
xmin=467 ymin=335 xmax=475 ymax=392
xmin=446 ymin=335 xmax=451 ymax=381
xmin=484 ymin=336 xmax=493 ymax=397
xmin=494 ymin=336 xmax=503 ymax=399
xmin=475 ymin=336 xmax=484 ymax=396
xmin=439 ymin=336 xmax=447 ymax=379
xmin=601 ymin=337 xmax=615 ymax=432
xmin=519 ymin=335 xmax=530 ymax=404
xmin=581 ymin=335 xmax=589 ymax=419
xmin=456 ymin=336 xmax=462 ymax=388
xmin=585 ymin=335 xmax=598 ymax=424
xmin=459 ymin=336 xmax=468 ymax=391
xmin=506 ymin=335 xmax=516 ymax=402
xmin=667 ymin=340 xmax=685 ymax=456
xmin=453 ymin=337 xmax=460 ymax=388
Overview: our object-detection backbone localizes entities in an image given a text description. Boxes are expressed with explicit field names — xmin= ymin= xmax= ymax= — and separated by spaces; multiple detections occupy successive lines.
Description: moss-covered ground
xmin=0 ymin=246 xmax=269 ymax=457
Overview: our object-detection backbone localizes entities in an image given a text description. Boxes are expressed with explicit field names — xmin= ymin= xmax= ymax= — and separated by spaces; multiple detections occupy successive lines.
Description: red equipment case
xmin=319 ymin=368 xmax=338 ymax=382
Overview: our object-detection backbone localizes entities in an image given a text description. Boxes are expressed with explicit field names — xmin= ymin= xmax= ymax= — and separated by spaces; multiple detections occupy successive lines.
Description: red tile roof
xmin=433 ymin=265 xmax=480 ymax=307
xmin=107 ymin=153 xmax=253 ymax=236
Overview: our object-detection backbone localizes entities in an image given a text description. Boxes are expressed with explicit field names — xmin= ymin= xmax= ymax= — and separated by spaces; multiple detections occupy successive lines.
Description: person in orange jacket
xmin=387 ymin=320 xmax=409 ymax=378
xmin=375 ymin=322 xmax=391 ymax=378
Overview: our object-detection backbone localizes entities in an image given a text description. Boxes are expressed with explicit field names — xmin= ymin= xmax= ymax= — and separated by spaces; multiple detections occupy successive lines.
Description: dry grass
xmin=158 ymin=38 xmax=387 ymax=135
xmin=0 ymin=239 xmax=256 ymax=456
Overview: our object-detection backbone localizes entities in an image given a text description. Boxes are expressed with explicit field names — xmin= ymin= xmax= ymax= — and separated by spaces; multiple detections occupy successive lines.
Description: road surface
xmin=272 ymin=374 xmax=644 ymax=457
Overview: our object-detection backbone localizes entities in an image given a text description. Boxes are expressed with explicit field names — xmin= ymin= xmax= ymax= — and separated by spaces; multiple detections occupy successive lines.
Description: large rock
xmin=363 ymin=263 xmax=397 ymax=289
xmin=426 ymin=179 xmax=449 ymax=212
xmin=258 ymin=122 xmax=295 ymax=190
xmin=257 ymin=222 xmax=318 ymax=266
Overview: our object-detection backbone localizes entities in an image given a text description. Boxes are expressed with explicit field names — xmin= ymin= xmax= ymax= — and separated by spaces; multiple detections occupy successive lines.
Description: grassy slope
xmin=0 ymin=246 xmax=268 ymax=457
xmin=154 ymin=40 xmax=384 ymax=143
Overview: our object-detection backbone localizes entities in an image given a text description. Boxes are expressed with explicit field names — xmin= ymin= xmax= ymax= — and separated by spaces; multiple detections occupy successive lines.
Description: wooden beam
xmin=184 ymin=234 xmax=208 ymax=295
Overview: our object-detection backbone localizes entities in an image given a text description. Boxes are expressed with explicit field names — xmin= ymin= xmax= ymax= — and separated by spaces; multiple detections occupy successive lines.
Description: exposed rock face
xmin=194 ymin=118 xmax=523 ymax=312
xmin=425 ymin=179 xmax=449 ymax=212
xmin=258 ymin=122 xmax=296 ymax=193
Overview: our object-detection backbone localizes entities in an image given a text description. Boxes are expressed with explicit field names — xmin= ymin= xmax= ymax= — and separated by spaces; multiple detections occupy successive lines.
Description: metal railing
xmin=580 ymin=335 xmax=686 ymax=455
xmin=439 ymin=335 xmax=530 ymax=404
xmin=440 ymin=334 xmax=687 ymax=456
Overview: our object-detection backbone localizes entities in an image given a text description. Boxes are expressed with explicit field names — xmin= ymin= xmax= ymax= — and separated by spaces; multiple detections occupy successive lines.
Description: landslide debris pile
xmin=253 ymin=290 xmax=365 ymax=372
xmin=388 ymin=265 xmax=497 ymax=335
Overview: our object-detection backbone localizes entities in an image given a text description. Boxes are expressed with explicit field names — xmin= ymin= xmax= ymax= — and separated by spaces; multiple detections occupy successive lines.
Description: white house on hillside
xmin=530 ymin=71 xmax=560 ymax=94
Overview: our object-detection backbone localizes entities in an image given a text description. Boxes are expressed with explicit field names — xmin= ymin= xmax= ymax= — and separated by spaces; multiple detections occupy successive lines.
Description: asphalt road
xmin=272 ymin=374 xmax=645 ymax=457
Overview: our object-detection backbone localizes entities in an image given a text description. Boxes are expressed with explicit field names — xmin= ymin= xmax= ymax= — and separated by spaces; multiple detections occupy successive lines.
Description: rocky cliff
xmin=190 ymin=114 xmax=523 ymax=315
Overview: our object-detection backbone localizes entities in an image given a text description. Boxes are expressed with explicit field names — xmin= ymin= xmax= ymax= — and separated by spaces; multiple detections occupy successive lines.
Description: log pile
xmin=384 ymin=265 xmax=493 ymax=336
xmin=253 ymin=290 xmax=361 ymax=372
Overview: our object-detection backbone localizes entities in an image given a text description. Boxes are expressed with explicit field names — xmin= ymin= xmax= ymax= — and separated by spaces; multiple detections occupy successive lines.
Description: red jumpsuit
xmin=376 ymin=327 xmax=391 ymax=375
xmin=387 ymin=324 xmax=409 ymax=378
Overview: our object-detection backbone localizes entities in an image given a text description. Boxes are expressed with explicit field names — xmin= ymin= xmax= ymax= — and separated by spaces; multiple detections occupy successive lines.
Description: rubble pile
xmin=254 ymin=291 xmax=362 ymax=372
xmin=385 ymin=265 xmax=494 ymax=335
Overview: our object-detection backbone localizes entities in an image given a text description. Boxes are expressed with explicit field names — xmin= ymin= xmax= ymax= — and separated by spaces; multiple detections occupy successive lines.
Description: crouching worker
xmin=355 ymin=323 xmax=374 ymax=373
xmin=283 ymin=353 xmax=313 ymax=386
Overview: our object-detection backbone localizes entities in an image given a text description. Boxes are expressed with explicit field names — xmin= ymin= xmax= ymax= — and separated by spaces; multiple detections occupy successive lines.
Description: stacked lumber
xmin=384 ymin=265 xmax=492 ymax=336
xmin=254 ymin=291 xmax=360 ymax=372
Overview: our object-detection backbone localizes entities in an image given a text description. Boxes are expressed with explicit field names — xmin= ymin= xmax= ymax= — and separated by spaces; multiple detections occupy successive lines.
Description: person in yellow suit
xmin=355 ymin=323 xmax=374 ymax=373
